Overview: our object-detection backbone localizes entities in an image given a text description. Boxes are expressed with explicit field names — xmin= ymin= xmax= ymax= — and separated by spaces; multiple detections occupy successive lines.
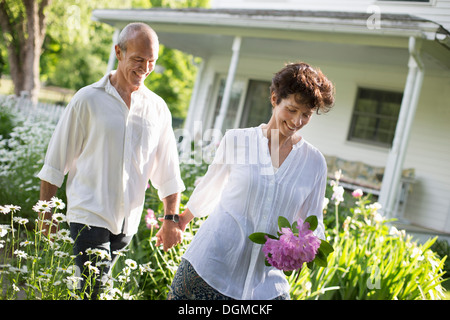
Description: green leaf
xmin=278 ymin=216 xmax=291 ymax=230
xmin=313 ymin=250 xmax=328 ymax=267
xmin=248 ymin=232 xmax=268 ymax=244
xmin=305 ymin=215 xmax=318 ymax=231
xmin=319 ymin=239 xmax=334 ymax=255
xmin=248 ymin=232 xmax=277 ymax=244
xmin=284 ymin=270 xmax=293 ymax=276
xmin=311 ymin=240 xmax=334 ymax=269
xmin=291 ymin=221 xmax=299 ymax=234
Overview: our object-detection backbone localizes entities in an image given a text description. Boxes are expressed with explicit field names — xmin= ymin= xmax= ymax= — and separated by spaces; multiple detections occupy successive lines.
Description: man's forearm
xmin=40 ymin=180 xmax=58 ymax=200
xmin=162 ymin=192 xmax=180 ymax=216
xmin=39 ymin=180 xmax=58 ymax=222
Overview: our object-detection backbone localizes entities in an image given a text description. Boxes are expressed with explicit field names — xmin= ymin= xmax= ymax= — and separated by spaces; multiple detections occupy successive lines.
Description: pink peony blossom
xmin=262 ymin=218 xmax=321 ymax=271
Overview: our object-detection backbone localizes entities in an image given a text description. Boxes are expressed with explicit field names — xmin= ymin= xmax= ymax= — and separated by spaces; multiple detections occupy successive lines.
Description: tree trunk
xmin=0 ymin=0 xmax=51 ymax=103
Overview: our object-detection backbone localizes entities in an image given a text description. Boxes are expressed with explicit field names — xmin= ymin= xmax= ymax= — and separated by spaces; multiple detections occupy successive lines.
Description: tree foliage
xmin=0 ymin=0 xmax=52 ymax=102
xmin=0 ymin=0 xmax=210 ymax=118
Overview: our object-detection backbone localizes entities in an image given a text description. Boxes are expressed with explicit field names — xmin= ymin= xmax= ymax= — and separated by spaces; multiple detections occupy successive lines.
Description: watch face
xmin=165 ymin=215 xmax=179 ymax=223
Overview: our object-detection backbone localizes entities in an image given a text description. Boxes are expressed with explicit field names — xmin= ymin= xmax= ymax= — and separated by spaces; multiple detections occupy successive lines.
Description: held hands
xmin=155 ymin=220 xmax=183 ymax=252
xmin=155 ymin=209 xmax=194 ymax=252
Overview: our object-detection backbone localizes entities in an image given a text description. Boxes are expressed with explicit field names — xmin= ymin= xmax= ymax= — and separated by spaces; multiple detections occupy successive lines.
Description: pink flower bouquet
xmin=249 ymin=216 xmax=334 ymax=276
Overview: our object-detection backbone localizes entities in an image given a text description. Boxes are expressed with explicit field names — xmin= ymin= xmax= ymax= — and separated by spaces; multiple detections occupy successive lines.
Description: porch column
xmin=213 ymin=36 xmax=242 ymax=133
xmin=184 ymin=60 xmax=205 ymax=135
xmin=106 ymin=28 xmax=120 ymax=73
xmin=379 ymin=36 xmax=424 ymax=219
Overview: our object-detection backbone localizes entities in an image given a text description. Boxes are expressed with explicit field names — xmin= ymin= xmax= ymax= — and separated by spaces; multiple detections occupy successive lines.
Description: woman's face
xmin=270 ymin=93 xmax=314 ymax=138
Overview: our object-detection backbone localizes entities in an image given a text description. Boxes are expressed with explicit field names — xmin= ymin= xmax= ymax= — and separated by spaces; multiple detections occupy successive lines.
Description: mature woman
xmin=169 ymin=62 xmax=335 ymax=300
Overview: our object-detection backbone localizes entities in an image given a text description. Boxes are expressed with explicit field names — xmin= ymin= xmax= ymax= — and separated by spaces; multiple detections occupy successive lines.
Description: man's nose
xmin=146 ymin=61 xmax=155 ymax=73
xmin=140 ymin=61 xmax=152 ymax=74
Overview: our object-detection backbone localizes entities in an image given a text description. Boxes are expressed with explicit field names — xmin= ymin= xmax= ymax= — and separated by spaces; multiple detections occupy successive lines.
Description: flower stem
xmin=10 ymin=211 xmax=15 ymax=252
xmin=335 ymin=203 xmax=339 ymax=235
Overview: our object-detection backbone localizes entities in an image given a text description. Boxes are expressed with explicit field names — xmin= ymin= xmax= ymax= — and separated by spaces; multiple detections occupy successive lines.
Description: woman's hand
xmin=178 ymin=208 xmax=194 ymax=232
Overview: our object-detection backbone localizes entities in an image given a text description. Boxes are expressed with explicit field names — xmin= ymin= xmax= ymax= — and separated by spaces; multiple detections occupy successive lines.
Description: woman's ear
xmin=270 ymin=92 xmax=277 ymax=107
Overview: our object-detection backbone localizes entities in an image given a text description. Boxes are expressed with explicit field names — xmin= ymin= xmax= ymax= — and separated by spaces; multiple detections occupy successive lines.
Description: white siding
xmin=300 ymin=63 xmax=450 ymax=233
xmin=402 ymin=74 xmax=450 ymax=232
xmin=211 ymin=0 xmax=450 ymax=31
xmin=299 ymin=62 xmax=405 ymax=167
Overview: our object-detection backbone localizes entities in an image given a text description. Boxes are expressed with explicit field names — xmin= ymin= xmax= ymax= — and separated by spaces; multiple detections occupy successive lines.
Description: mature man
xmin=37 ymin=23 xmax=185 ymax=298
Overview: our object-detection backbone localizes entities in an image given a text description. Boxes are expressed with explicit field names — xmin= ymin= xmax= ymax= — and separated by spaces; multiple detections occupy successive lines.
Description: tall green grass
xmin=289 ymin=194 xmax=447 ymax=300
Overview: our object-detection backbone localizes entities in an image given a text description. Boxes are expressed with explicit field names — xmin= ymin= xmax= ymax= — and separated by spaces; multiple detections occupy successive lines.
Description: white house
xmin=92 ymin=0 xmax=450 ymax=238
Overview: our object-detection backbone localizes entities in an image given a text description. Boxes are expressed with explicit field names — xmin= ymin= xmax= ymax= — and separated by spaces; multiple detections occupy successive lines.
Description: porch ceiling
xmin=151 ymin=32 xmax=412 ymax=68
xmin=92 ymin=8 xmax=450 ymax=70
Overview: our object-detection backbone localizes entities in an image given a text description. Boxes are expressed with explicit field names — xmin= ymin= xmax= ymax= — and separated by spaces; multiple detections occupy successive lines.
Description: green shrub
xmin=0 ymin=103 xmax=16 ymax=140
xmin=0 ymin=103 xmax=65 ymax=224
xmin=431 ymin=239 xmax=450 ymax=290
xmin=289 ymin=186 xmax=447 ymax=300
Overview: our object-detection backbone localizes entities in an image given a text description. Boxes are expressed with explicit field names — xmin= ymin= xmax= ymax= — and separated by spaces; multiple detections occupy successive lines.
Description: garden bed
xmin=0 ymin=98 xmax=447 ymax=300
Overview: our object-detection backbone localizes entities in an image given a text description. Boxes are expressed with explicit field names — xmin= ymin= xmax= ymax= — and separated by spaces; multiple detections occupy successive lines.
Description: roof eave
xmin=92 ymin=8 xmax=443 ymax=40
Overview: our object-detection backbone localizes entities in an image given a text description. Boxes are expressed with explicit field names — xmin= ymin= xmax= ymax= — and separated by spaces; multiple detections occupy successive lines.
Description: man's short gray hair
xmin=117 ymin=22 xmax=158 ymax=52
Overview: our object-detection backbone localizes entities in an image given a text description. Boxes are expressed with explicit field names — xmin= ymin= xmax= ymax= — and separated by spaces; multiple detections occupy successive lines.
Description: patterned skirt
xmin=167 ymin=258 xmax=290 ymax=300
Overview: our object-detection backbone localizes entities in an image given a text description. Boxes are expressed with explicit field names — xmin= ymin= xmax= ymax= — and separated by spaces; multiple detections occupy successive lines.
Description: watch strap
xmin=164 ymin=214 xmax=179 ymax=223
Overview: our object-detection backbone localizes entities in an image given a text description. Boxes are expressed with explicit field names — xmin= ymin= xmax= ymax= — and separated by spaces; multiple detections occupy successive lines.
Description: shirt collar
xmin=92 ymin=70 xmax=146 ymax=97
xmin=93 ymin=71 xmax=125 ymax=104
xmin=92 ymin=71 xmax=115 ymax=89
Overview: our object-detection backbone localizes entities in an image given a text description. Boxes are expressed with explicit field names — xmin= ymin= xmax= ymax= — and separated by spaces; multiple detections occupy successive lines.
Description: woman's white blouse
xmin=183 ymin=126 xmax=327 ymax=300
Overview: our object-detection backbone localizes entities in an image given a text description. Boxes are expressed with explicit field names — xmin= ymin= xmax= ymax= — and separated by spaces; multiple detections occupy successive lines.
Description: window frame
xmin=207 ymin=74 xmax=248 ymax=131
xmin=347 ymin=87 xmax=403 ymax=148
xmin=239 ymin=79 xmax=272 ymax=128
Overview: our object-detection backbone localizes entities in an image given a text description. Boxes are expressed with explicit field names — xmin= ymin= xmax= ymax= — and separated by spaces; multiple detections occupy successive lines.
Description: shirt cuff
xmin=37 ymin=164 xmax=65 ymax=188
xmin=157 ymin=176 xmax=185 ymax=200
xmin=185 ymin=201 xmax=203 ymax=218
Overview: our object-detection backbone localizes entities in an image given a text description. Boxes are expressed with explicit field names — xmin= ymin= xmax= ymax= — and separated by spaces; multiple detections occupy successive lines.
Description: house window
xmin=348 ymin=87 xmax=403 ymax=147
xmin=212 ymin=78 xmax=245 ymax=131
xmin=239 ymin=80 xmax=272 ymax=128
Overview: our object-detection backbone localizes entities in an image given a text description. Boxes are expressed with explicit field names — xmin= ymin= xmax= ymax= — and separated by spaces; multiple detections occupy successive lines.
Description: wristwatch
xmin=164 ymin=214 xmax=179 ymax=223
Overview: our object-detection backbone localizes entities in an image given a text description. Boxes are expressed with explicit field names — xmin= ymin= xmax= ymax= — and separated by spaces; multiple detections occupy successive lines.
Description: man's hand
xmin=155 ymin=193 xmax=183 ymax=252
xmin=155 ymin=209 xmax=194 ymax=252
xmin=155 ymin=221 xmax=183 ymax=252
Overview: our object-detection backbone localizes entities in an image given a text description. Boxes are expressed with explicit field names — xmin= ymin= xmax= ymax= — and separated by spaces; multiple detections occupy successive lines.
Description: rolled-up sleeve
xmin=37 ymin=100 xmax=85 ymax=188
xmin=297 ymin=161 xmax=327 ymax=240
xmin=186 ymin=132 xmax=230 ymax=218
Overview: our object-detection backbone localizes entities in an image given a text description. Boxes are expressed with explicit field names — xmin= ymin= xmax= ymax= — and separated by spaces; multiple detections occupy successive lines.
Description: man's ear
xmin=115 ymin=45 xmax=123 ymax=61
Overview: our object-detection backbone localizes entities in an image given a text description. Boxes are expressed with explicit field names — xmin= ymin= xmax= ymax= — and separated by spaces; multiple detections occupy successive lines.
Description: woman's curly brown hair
xmin=270 ymin=62 xmax=335 ymax=114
